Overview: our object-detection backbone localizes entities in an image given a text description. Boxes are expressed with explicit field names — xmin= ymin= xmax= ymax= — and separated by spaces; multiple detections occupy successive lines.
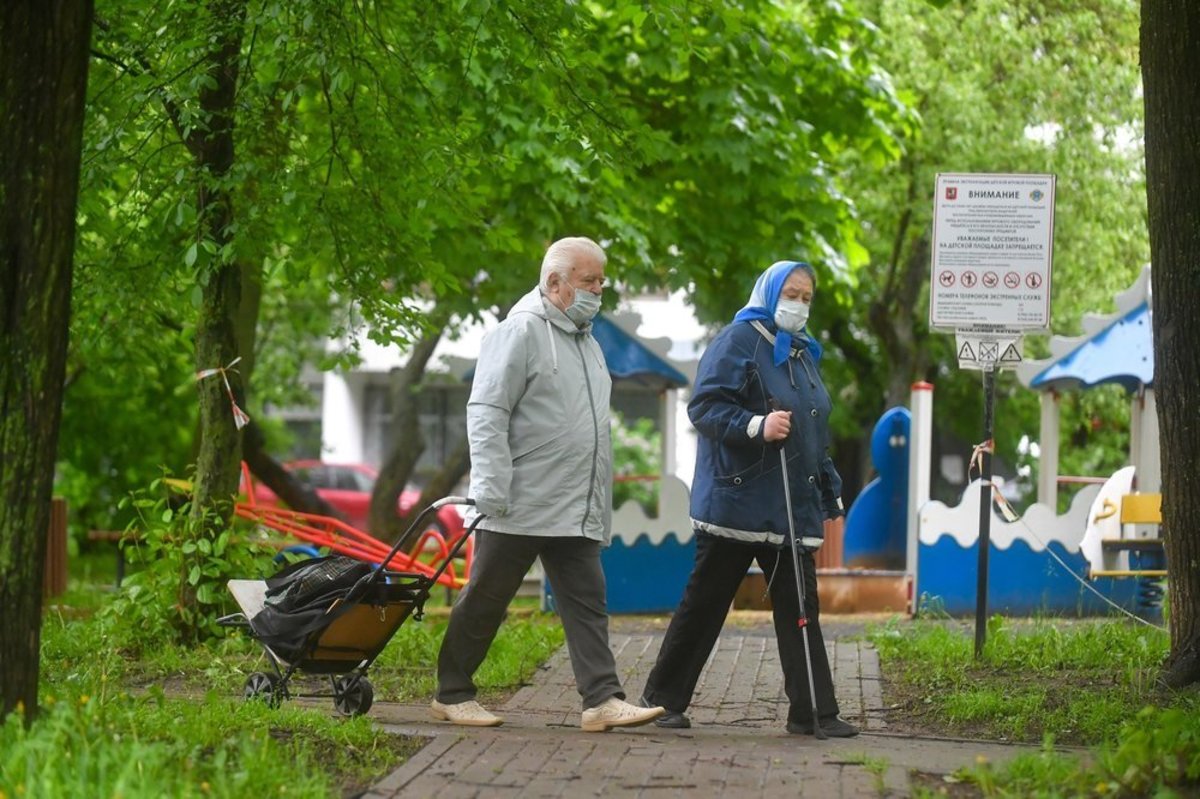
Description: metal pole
xmin=974 ymin=366 xmax=996 ymax=659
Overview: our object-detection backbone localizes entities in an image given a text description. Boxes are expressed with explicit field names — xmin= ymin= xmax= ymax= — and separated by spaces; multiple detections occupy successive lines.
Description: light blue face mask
xmin=565 ymin=287 xmax=602 ymax=325
xmin=774 ymin=298 xmax=810 ymax=334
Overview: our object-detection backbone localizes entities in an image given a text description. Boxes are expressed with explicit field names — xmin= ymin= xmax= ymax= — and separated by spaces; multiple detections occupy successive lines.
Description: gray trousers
xmin=436 ymin=530 xmax=625 ymax=710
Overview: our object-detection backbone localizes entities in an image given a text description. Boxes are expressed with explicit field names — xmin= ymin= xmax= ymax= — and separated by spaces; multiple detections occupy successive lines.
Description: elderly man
xmin=431 ymin=236 xmax=665 ymax=732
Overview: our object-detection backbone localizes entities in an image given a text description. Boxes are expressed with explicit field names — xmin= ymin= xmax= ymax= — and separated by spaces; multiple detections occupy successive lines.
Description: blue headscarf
xmin=732 ymin=260 xmax=823 ymax=366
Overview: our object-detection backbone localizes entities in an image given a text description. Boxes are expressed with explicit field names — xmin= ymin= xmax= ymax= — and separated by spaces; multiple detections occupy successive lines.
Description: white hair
xmin=539 ymin=237 xmax=607 ymax=292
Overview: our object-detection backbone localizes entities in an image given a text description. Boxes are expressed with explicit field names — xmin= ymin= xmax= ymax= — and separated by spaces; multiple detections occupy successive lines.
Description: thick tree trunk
xmin=0 ymin=0 xmax=93 ymax=722
xmin=1142 ymin=0 xmax=1200 ymax=689
xmin=190 ymin=0 xmax=248 ymax=529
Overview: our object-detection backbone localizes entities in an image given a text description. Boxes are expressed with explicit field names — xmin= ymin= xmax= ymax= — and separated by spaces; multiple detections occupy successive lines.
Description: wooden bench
xmin=1090 ymin=493 xmax=1166 ymax=579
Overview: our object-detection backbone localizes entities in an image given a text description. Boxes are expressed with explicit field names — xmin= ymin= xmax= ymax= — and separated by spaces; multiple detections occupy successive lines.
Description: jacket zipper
xmin=577 ymin=335 xmax=599 ymax=534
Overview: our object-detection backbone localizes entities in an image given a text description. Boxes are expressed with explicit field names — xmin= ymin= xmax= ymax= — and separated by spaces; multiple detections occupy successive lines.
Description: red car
xmin=249 ymin=460 xmax=465 ymax=541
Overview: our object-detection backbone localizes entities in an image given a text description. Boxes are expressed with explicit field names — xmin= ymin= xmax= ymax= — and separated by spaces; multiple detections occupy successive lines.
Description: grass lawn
xmin=3 ymin=551 xmax=564 ymax=799
xmin=869 ymin=615 xmax=1200 ymax=797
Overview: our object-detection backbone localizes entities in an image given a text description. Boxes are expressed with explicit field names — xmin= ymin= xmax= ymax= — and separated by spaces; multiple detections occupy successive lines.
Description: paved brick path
xmin=363 ymin=615 xmax=1038 ymax=798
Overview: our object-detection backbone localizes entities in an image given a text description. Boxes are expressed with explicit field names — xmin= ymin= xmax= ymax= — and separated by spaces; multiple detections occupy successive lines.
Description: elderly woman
xmin=640 ymin=260 xmax=857 ymax=737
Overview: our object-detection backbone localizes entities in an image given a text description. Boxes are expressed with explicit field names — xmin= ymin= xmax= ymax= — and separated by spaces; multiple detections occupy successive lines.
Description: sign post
xmin=929 ymin=172 xmax=1056 ymax=658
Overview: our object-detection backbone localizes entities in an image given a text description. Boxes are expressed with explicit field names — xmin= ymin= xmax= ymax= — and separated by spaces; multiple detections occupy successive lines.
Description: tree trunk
xmin=370 ymin=331 xmax=442 ymax=540
xmin=0 ymin=0 xmax=93 ymax=723
xmin=867 ymin=195 xmax=934 ymax=412
xmin=190 ymin=0 xmax=248 ymax=530
xmin=1142 ymin=0 xmax=1200 ymax=689
xmin=409 ymin=438 xmax=472 ymax=516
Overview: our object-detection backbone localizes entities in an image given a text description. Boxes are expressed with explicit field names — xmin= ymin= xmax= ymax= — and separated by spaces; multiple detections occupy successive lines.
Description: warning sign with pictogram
xmin=955 ymin=329 xmax=1024 ymax=371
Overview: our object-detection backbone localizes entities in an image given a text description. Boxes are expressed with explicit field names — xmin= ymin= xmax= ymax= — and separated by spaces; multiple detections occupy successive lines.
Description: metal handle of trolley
xmin=365 ymin=496 xmax=484 ymax=590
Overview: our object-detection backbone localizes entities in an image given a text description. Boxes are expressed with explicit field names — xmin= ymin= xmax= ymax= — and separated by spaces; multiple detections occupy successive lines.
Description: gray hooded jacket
xmin=466 ymin=287 xmax=613 ymax=543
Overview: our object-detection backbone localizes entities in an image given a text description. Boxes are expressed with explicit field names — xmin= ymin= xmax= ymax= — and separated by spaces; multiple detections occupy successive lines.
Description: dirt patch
xmin=877 ymin=670 xmax=1005 ymax=742
xmin=266 ymin=724 xmax=425 ymax=799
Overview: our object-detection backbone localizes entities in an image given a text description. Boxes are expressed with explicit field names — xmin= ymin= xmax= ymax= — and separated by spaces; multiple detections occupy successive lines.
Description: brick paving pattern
xmin=363 ymin=616 xmax=1038 ymax=798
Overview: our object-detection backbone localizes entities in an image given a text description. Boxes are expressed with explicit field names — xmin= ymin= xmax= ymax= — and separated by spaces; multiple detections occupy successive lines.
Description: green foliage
xmin=578 ymin=1 xmax=906 ymax=317
xmin=19 ymin=609 xmax=410 ymax=799
xmin=0 ymin=681 xmax=411 ymax=799
xmin=1098 ymin=707 xmax=1200 ymax=795
xmin=55 ymin=319 xmax=197 ymax=542
xmin=830 ymin=0 xmax=1147 ymax=479
xmin=612 ymin=411 xmax=662 ymax=516
xmin=13 ymin=580 xmax=567 ymax=798
xmin=944 ymin=707 xmax=1200 ymax=797
xmin=65 ymin=0 xmax=907 ymax=556
xmin=102 ymin=477 xmax=276 ymax=646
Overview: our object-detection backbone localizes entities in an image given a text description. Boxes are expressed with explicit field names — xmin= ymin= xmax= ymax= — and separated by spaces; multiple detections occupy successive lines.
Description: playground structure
xmin=236 ymin=464 xmax=473 ymax=590
xmin=910 ymin=266 xmax=1162 ymax=617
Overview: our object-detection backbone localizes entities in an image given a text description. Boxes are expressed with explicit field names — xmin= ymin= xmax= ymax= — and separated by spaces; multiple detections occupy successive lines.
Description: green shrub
xmin=102 ymin=477 xmax=277 ymax=647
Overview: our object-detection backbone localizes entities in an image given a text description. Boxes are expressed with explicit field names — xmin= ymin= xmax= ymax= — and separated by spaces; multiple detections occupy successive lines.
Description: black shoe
xmin=640 ymin=696 xmax=691 ymax=729
xmin=787 ymin=716 xmax=859 ymax=737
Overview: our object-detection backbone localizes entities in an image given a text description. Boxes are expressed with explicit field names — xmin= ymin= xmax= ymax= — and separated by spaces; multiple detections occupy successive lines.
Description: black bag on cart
xmin=249 ymin=556 xmax=374 ymax=662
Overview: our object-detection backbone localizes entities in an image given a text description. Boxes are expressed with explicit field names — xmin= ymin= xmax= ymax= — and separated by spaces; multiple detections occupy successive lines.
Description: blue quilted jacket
xmin=688 ymin=320 xmax=844 ymax=549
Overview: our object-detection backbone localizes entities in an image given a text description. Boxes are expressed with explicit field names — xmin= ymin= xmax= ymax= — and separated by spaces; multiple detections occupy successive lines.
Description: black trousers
xmin=642 ymin=533 xmax=839 ymax=726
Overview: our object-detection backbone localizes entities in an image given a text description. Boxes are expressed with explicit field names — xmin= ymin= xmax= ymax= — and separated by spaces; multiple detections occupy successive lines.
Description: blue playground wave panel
xmin=917 ymin=534 xmax=1141 ymax=616
xmin=544 ymin=532 xmax=697 ymax=615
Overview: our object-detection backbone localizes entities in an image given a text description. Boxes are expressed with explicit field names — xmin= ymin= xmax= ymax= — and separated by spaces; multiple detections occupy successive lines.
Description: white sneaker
xmin=581 ymin=697 xmax=665 ymax=732
xmin=430 ymin=699 xmax=503 ymax=727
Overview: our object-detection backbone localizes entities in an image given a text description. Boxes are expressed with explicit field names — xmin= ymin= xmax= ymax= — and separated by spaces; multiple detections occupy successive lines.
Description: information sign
xmin=930 ymin=173 xmax=1056 ymax=331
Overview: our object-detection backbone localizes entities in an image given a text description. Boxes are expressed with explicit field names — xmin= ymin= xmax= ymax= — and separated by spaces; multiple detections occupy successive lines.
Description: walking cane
xmin=769 ymin=398 xmax=826 ymax=739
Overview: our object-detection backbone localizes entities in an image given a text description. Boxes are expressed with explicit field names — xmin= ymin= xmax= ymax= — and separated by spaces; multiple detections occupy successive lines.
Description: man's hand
xmin=763 ymin=410 xmax=792 ymax=442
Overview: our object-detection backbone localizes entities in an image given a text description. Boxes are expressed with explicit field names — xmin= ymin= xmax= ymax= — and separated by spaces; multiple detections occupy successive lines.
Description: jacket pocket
xmin=714 ymin=455 xmax=768 ymax=488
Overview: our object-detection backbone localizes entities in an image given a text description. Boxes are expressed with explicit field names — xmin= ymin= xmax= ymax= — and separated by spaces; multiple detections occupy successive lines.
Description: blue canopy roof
xmin=590 ymin=315 xmax=689 ymax=390
xmin=1029 ymin=301 xmax=1153 ymax=392
xmin=463 ymin=313 xmax=689 ymax=391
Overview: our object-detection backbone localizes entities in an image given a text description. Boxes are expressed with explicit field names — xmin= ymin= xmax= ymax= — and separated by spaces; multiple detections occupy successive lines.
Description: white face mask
xmin=564 ymin=287 xmax=602 ymax=325
xmin=774 ymin=298 xmax=810 ymax=334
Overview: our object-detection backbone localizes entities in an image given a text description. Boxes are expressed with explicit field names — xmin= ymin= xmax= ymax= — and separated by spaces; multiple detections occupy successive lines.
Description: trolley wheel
xmin=244 ymin=671 xmax=283 ymax=707
xmin=332 ymin=675 xmax=374 ymax=716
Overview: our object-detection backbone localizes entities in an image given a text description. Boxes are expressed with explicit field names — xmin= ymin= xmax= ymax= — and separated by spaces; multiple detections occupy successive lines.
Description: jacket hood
xmin=512 ymin=286 xmax=591 ymax=335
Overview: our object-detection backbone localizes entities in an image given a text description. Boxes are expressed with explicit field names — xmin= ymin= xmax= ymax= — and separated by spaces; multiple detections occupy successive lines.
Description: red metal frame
xmin=237 ymin=464 xmax=473 ymax=589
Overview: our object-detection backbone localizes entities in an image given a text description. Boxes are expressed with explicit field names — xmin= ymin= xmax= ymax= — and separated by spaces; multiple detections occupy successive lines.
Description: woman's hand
xmin=763 ymin=410 xmax=792 ymax=442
